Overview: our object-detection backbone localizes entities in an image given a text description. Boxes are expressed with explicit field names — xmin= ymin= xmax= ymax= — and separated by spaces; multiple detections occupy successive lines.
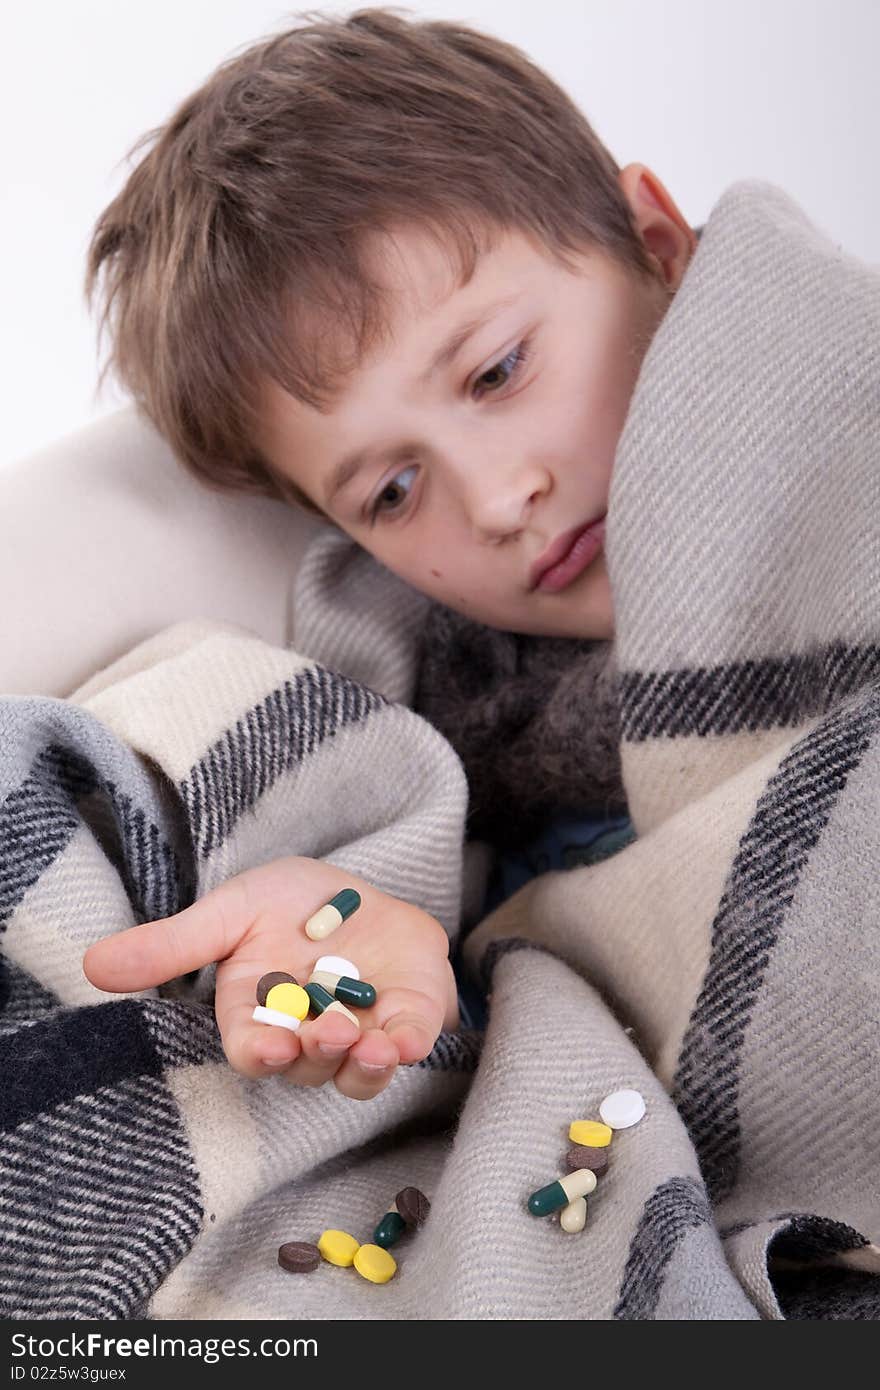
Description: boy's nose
xmin=456 ymin=453 xmax=551 ymax=542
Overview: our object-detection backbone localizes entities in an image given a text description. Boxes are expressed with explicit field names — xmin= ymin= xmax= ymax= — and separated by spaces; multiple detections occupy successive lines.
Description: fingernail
xmin=318 ymin=1042 xmax=350 ymax=1057
xmin=261 ymin=1057 xmax=290 ymax=1069
xmin=357 ymin=1060 xmax=391 ymax=1073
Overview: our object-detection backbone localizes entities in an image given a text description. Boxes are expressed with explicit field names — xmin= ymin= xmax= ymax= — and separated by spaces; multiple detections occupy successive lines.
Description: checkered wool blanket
xmin=2 ymin=179 xmax=878 ymax=1319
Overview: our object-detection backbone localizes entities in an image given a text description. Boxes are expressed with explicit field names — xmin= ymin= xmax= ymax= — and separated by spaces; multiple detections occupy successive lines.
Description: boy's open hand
xmin=82 ymin=857 xmax=458 ymax=1100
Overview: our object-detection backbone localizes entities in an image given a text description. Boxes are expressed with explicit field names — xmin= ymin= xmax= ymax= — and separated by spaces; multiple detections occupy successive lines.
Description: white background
xmin=2 ymin=0 xmax=878 ymax=471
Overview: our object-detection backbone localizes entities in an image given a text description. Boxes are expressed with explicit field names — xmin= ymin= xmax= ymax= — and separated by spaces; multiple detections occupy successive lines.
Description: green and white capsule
xmin=527 ymin=1167 xmax=597 ymax=1217
xmin=309 ymin=968 xmax=376 ymax=1009
xmin=373 ymin=1202 xmax=406 ymax=1250
xmin=305 ymin=888 xmax=362 ymax=941
xmin=304 ymin=980 xmax=359 ymax=1027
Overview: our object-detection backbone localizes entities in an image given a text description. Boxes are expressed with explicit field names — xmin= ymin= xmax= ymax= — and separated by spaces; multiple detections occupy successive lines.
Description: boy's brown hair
xmin=85 ymin=5 xmax=658 ymax=521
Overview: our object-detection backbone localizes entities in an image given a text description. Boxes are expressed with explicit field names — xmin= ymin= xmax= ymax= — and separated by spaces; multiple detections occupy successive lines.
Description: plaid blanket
xmin=2 ymin=178 xmax=878 ymax=1319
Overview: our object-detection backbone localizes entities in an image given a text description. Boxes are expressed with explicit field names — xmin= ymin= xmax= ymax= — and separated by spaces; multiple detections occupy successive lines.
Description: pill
xmin=528 ymin=1167 xmax=597 ymax=1217
xmin=559 ymin=1198 xmax=587 ymax=1233
xmin=599 ymin=1088 xmax=646 ymax=1130
xmin=278 ymin=1241 xmax=321 ymax=1273
xmin=308 ymin=970 xmax=376 ymax=1009
xmin=252 ymin=1005 xmax=301 ymax=1033
xmin=304 ymin=888 xmax=362 ymax=941
xmin=304 ymin=982 xmax=359 ymax=1027
xmin=256 ymin=971 xmax=298 ymax=1005
xmin=565 ymin=1144 xmax=608 ymax=1177
xmin=373 ymin=1203 xmax=407 ymax=1249
xmin=568 ymin=1119 xmax=613 ymax=1148
xmin=315 ymin=955 xmax=359 ymax=980
xmin=395 ymin=1186 xmax=431 ymax=1228
xmin=353 ymin=1243 xmax=397 ymax=1284
xmin=264 ymin=982 xmax=310 ymax=1020
xmin=317 ymin=1229 xmax=360 ymax=1267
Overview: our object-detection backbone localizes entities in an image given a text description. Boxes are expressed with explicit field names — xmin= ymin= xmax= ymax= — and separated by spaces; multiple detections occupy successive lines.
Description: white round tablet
xmin=314 ymin=955 xmax=359 ymax=980
xmin=252 ymin=1005 xmax=301 ymax=1033
xmin=599 ymin=1088 xmax=646 ymax=1130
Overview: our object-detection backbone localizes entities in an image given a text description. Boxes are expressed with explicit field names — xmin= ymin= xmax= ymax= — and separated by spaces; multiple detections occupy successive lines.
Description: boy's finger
xmin=331 ymin=1028 xmax=401 ymax=1100
xmin=278 ymin=1010 xmax=363 ymax=1088
xmin=375 ymin=987 xmax=447 ymax=1064
xmin=83 ymin=875 xmax=256 ymax=991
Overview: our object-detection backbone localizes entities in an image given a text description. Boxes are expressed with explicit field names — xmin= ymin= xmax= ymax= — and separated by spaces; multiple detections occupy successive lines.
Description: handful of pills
xmin=527 ymin=1088 xmax=645 ymax=1233
xmin=252 ymin=955 xmax=377 ymax=1034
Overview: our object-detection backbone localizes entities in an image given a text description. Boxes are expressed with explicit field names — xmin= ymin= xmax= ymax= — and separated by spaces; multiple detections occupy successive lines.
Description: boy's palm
xmin=83 ymin=856 xmax=458 ymax=1101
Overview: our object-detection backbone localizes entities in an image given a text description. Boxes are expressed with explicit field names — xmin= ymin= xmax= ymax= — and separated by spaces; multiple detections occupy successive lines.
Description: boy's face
xmin=257 ymin=164 xmax=696 ymax=639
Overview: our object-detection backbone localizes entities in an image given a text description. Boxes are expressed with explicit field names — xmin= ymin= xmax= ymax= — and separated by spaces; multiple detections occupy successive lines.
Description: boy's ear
xmin=617 ymin=162 xmax=698 ymax=288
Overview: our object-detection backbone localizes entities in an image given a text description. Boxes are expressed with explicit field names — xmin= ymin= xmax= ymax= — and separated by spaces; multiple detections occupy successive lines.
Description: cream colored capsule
xmin=560 ymin=1168 xmax=597 ymax=1201
xmin=308 ymin=969 xmax=342 ymax=993
xmin=560 ymin=1198 xmax=587 ymax=1233
xmin=304 ymin=889 xmax=361 ymax=941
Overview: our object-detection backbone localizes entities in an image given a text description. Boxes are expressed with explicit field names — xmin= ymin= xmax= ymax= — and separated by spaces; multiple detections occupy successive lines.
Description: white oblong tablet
xmin=252 ymin=1005 xmax=301 ymax=1033
xmin=314 ymin=955 xmax=359 ymax=980
xmin=599 ymin=1088 xmax=646 ymax=1129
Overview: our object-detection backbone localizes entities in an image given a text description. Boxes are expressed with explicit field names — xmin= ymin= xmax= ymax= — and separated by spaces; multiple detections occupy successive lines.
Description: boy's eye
xmin=366 ymin=337 xmax=532 ymax=524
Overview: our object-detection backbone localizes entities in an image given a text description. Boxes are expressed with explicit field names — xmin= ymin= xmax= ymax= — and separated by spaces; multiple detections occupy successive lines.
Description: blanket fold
xmin=1 ymin=178 xmax=878 ymax=1319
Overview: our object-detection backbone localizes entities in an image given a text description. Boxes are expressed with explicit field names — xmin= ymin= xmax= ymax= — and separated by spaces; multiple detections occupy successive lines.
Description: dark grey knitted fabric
xmin=413 ymin=608 xmax=626 ymax=851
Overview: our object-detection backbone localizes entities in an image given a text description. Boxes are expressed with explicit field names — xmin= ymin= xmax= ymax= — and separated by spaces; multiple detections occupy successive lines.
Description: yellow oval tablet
xmin=265 ymin=982 xmax=310 ymax=1020
xmin=353 ymin=1243 xmax=397 ymax=1284
xmin=317 ymin=1229 xmax=360 ymax=1267
xmin=568 ymin=1119 xmax=613 ymax=1148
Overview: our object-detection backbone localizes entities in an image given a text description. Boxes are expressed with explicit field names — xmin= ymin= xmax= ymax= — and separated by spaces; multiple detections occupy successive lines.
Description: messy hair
xmin=85 ymin=5 xmax=659 ymax=521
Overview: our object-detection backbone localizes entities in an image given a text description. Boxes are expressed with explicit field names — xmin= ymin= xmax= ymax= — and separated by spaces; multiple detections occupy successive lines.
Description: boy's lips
xmin=528 ymin=517 xmax=603 ymax=592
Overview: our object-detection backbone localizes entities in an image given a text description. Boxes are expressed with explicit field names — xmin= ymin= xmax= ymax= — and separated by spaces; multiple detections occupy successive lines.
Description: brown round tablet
xmin=256 ymin=971 xmax=298 ymax=1006
xmin=395 ymin=1186 xmax=431 ymax=1227
xmin=278 ymin=1241 xmax=321 ymax=1273
xmin=565 ymin=1143 xmax=608 ymax=1176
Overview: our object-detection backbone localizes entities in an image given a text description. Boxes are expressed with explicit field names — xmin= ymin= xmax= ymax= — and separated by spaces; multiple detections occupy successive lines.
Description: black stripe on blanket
xmin=614 ymin=1175 xmax=712 ymax=1319
xmin=0 ymin=1072 xmax=202 ymax=1319
xmin=671 ymin=683 xmax=880 ymax=1202
xmin=618 ymin=642 xmax=880 ymax=740
xmin=183 ymin=666 xmax=387 ymax=859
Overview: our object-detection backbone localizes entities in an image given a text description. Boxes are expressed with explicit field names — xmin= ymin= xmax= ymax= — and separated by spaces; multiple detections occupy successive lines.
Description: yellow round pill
xmin=353 ymin=1243 xmax=397 ymax=1284
xmin=265 ymin=982 xmax=310 ymax=1020
xmin=317 ymin=1229 xmax=360 ymax=1267
xmin=568 ymin=1119 xmax=613 ymax=1148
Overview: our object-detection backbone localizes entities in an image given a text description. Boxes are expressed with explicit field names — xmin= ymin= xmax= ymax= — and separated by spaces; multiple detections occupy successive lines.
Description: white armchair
xmin=0 ymin=405 xmax=328 ymax=697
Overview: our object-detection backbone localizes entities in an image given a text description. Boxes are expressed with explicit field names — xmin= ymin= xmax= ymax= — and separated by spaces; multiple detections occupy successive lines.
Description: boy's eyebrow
xmin=323 ymin=291 xmax=521 ymax=506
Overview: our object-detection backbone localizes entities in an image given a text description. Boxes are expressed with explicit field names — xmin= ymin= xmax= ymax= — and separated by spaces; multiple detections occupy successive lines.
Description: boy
xmin=82 ymin=6 xmax=697 ymax=1098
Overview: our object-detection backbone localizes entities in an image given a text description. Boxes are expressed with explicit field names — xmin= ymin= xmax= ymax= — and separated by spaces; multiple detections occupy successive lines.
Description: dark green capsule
xmin=527 ymin=1179 xmax=568 ymax=1217
xmin=329 ymin=889 xmax=361 ymax=920
xmin=334 ymin=976 xmax=377 ymax=1008
xmin=373 ymin=1210 xmax=406 ymax=1249
xmin=304 ymin=981 xmax=335 ymax=1015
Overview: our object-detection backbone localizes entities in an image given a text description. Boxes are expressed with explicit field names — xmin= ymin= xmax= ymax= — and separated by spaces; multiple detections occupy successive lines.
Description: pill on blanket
xmin=278 ymin=1241 xmax=321 ymax=1273
xmin=353 ymin=1243 xmax=398 ymax=1284
xmin=568 ymin=1120 xmax=613 ymax=1148
xmin=256 ymin=971 xmax=299 ymax=1005
xmin=264 ymin=982 xmax=310 ymax=1020
xmin=304 ymin=981 xmax=360 ymax=1027
xmin=252 ymin=1005 xmax=301 ymax=1033
xmin=318 ymin=1229 xmax=361 ymax=1266
xmin=374 ymin=1202 xmax=407 ymax=1249
xmin=305 ymin=888 xmax=362 ymax=941
xmin=315 ymin=955 xmax=359 ymax=979
xmin=565 ymin=1144 xmax=608 ymax=1177
xmin=395 ymin=1186 xmax=431 ymax=1228
xmin=528 ymin=1167 xmax=597 ymax=1217
xmin=599 ymin=1089 xmax=646 ymax=1130
xmin=308 ymin=969 xmax=377 ymax=1009
xmin=559 ymin=1198 xmax=587 ymax=1233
